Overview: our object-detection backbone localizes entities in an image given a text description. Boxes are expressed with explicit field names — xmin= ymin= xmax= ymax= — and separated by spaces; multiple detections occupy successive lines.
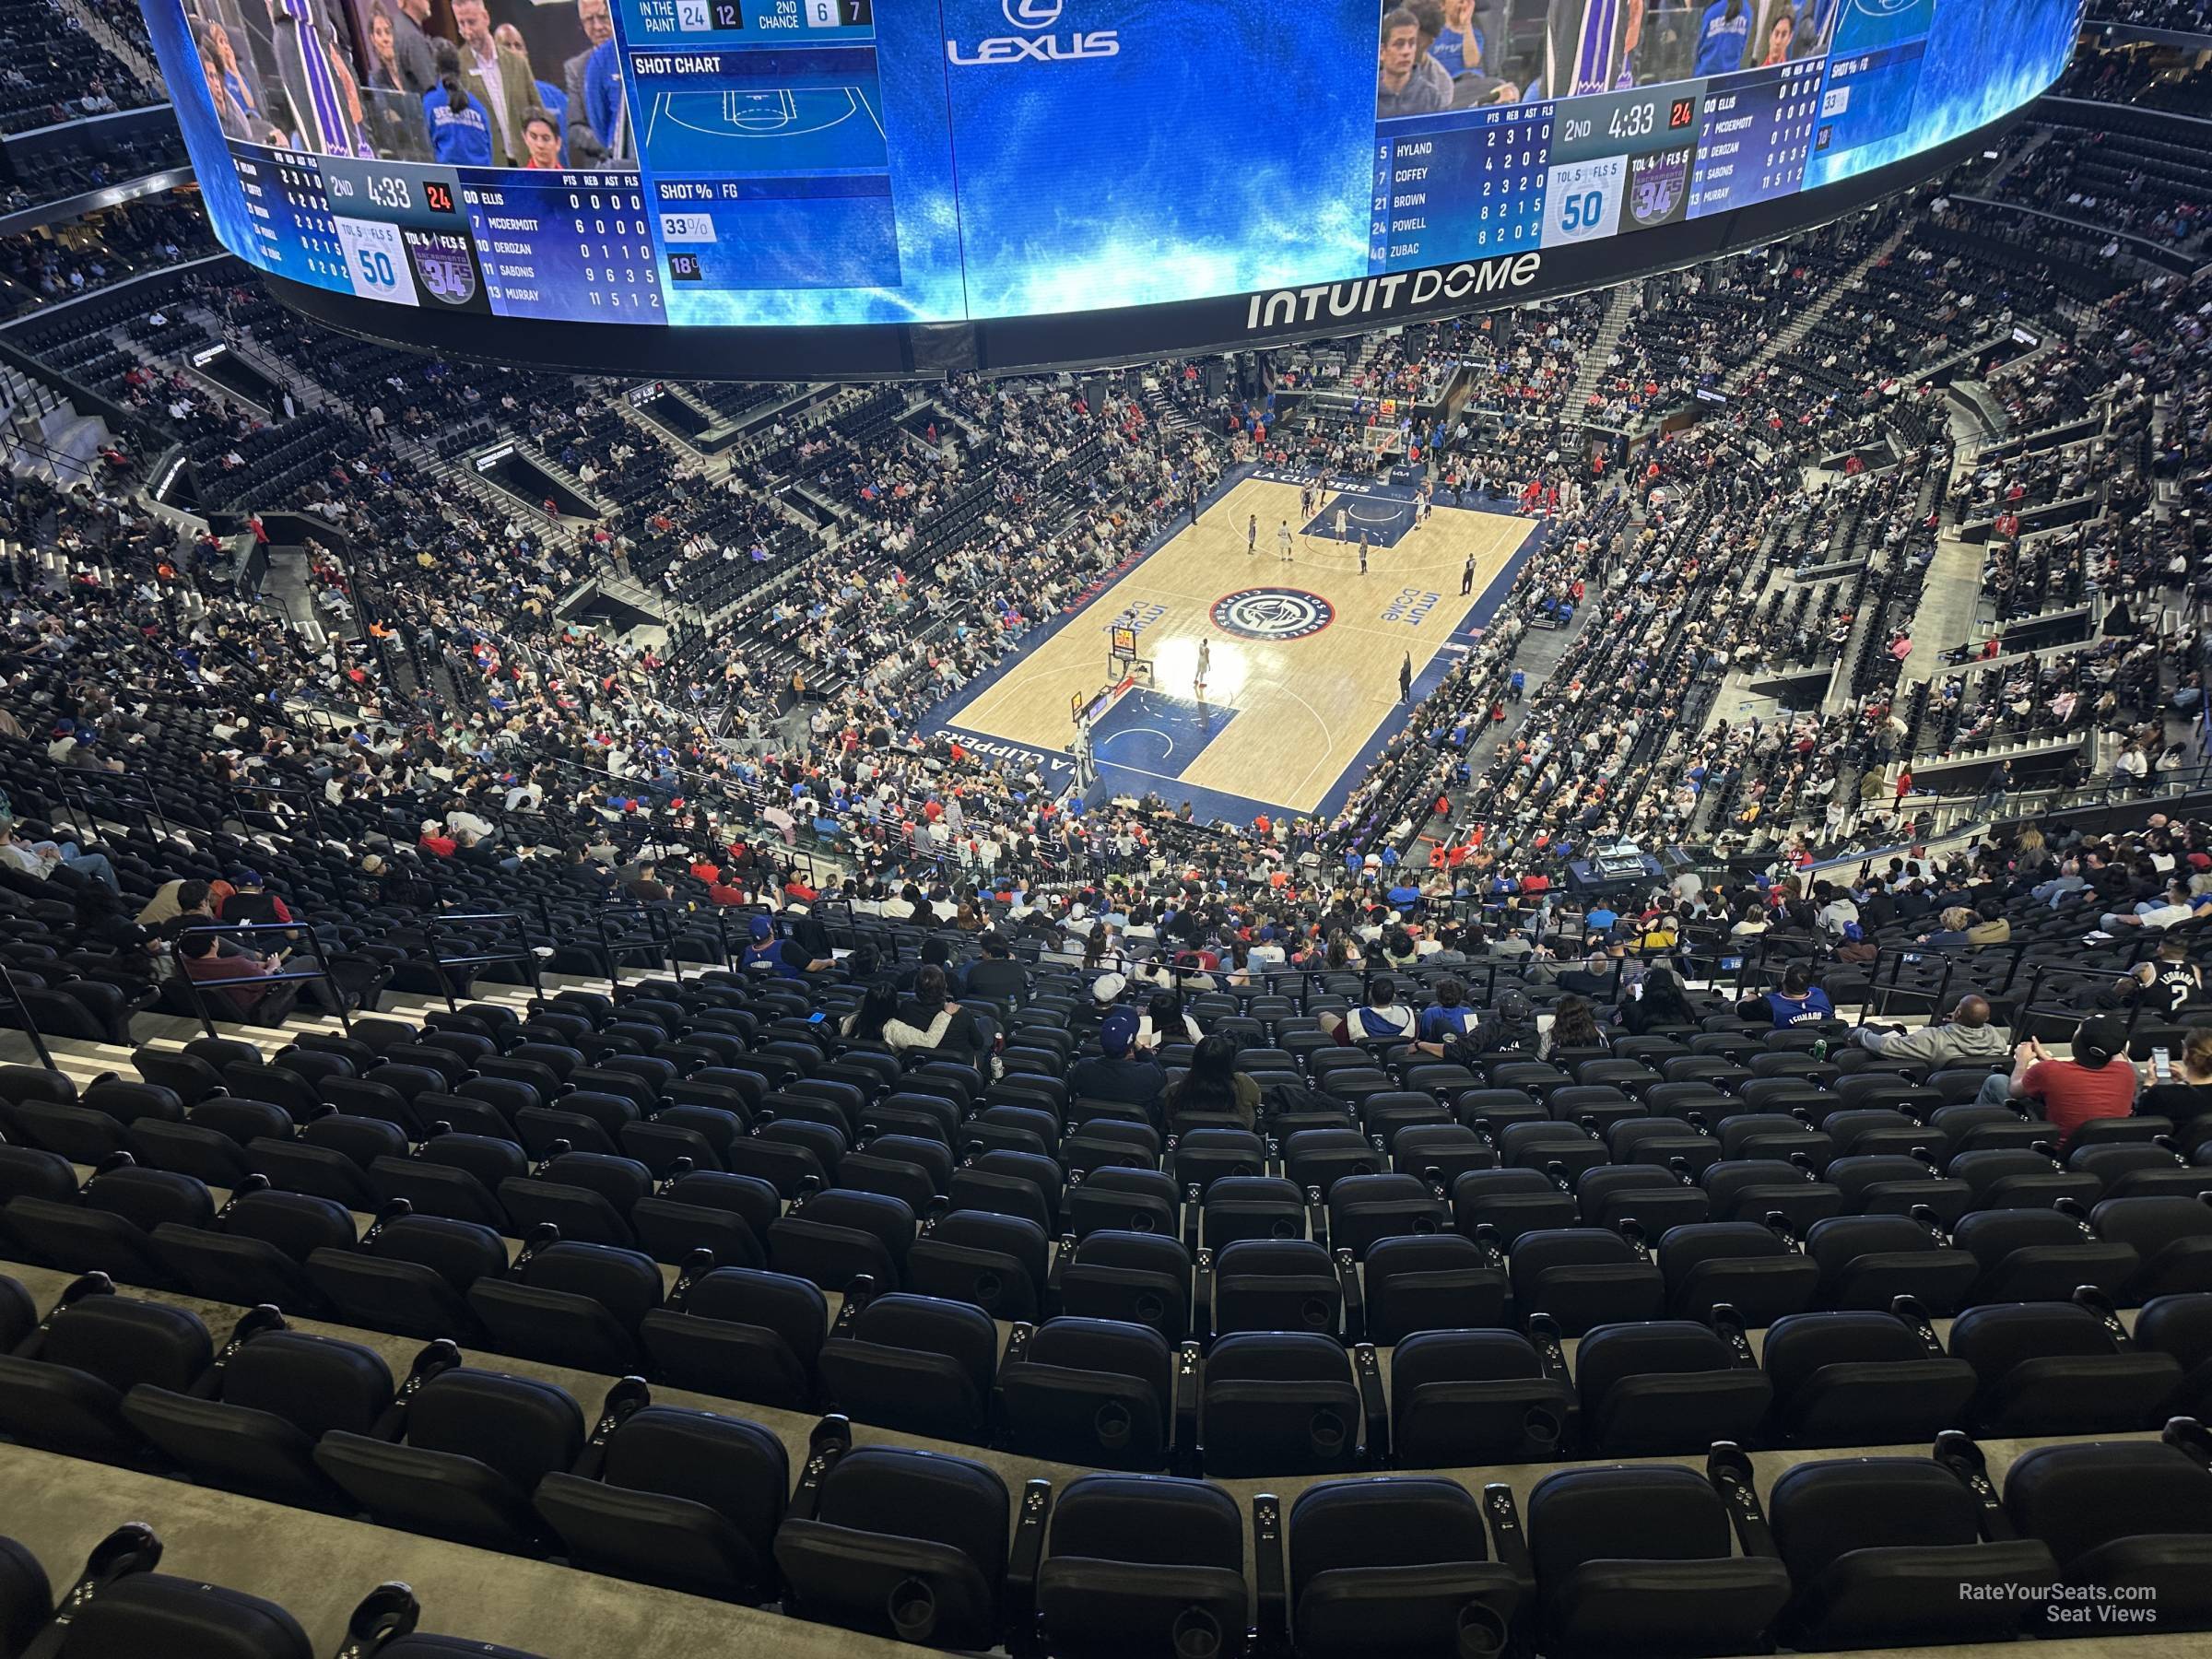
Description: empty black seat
xmin=1762 ymin=1311 xmax=1980 ymax=1448
xmin=1508 ymin=1229 xmax=1665 ymax=1336
xmin=1575 ymin=1321 xmax=1772 ymax=1455
xmin=639 ymin=1266 xmax=825 ymax=1411
xmin=1528 ymin=1464 xmax=1790 ymax=1657
xmin=534 ymin=1402 xmax=788 ymax=1603
xmin=775 ymin=1442 xmax=1009 ymax=1649
xmin=1034 ymin=1474 xmax=1248 ymax=1659
xmin=0 ymin=1283 xmax=210 ymax=1463
xmin=122 ymin=1327 xmax=395 ymax=1511
xmin=1952 ymin=1207 xmax=2138 ymax=1304
xmin=1805 ymin=1215 xmax=1979 ymax=1314
xmin=1213 ymin=1239 xmax=1342 ymax=1339
xmin=147 ymin=1189 xmax=355 ymax=1313
xmin=2006 ymin=1438 xmax=2212 ymax=1631
xmin=1770 ymin=1457 xmax=2056 ymax=1649
xmin=2093 ymin=1195 xmax=2212 ymax=1301
xmin=999 ymin=1317 xmax=1173 ymax=1472
xmin=1362 ymin=1232 xmax=1507 ymax=1344
xmin=39 ymin=1557 xmax=312 ymax=1659
xmin=1201 ymin=1332 xmax=1361 ymax=1477
xmin=1949 ymin=1300 xmax=2183 ymax=1436
xmin=1657 ymin=1221 xmax=1820 ymax=1325
xmin=468 ymin=1240 xmax=665 ymax=1372
xmin=1389 ymin=1329 xmax=1575 ymax=1466
xmin=817 ymin=1291 xmax=997 ymax=1444
xmin=1288 ymin=1477 xmax=1519 ymax=1659
xmin=5 ymin=1167 xmax=215 ymax=1290
xmin=314 ymin=1367 xmax=586 ymax=1554
xmin=1059 ymin=1231 xmax=1191 ymax=1342
xmin=307 ymin=1212 xmax=508 ymax=1342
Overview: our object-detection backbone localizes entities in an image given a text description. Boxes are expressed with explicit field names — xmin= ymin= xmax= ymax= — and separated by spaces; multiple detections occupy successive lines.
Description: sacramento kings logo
xmin=1210 ymin=588 xmax=1335 ymax=641
xmin=408 ymin=239 xmax=477 ymax=307
xmin=1630 ymin=146 xmax=1691 ymax=230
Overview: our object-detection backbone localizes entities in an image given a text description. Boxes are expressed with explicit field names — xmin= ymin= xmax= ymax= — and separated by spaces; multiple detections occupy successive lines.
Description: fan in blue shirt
xmin=1694 ymin=0 xmax=1756 ymax=76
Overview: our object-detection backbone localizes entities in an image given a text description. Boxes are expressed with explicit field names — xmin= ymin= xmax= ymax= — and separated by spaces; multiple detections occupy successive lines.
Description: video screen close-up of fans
xmin=135 ymin=0 xmax=2082 ymax=364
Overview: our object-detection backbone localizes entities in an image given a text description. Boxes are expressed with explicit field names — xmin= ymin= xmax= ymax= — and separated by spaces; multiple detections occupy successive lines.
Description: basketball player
xmin=1300 ymin=483 xmax=1314 ymax=521
xmin=1277 ymin=520 xmax=1293 ymax=562
xmin=1417 ymin=485 xmax=1432 ymax=529
xmin=1359 ymin=532 xmax=1370 ymax=575
xmin=1335 ymin=503 xmax=1349 ymax=543
xmin=1461 ymin=553 xmax=1476 ymax=595
xmin=1247 ymin=512 xmax=1257 ymax=556
xmin=1194 ymin=635 xmax=1211 ymax=697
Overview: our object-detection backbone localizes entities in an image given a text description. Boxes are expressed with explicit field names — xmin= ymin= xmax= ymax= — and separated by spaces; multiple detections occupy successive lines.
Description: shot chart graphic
xmin=637 ymin=51 xmax=887 ymax=176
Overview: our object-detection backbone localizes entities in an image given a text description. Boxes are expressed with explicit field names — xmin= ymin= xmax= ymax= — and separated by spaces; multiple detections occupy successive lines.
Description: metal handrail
xmin=172 ymin=920 xmax=352 ymax=1040
xmin=0 ymin=965 xmax=56 ymax=1071
xmin=418 ymin=910 xmax=544 ymax=1011
xmin=592 ymin=901 xmax=677 ymax=982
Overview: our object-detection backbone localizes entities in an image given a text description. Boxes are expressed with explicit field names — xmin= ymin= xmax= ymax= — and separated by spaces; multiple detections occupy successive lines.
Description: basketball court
xmin=928 ymin=465 xmax=1537 ymax=823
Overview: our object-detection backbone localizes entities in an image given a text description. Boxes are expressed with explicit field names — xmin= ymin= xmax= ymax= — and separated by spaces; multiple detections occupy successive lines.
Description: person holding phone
xmin=1975 ymin=1014 xmax=2136 ymax=1150
xmin=2145 ymin=1029 xmax=2212 ymax=1140
xmin=177 ymin=933 xmax=298 ymax=1021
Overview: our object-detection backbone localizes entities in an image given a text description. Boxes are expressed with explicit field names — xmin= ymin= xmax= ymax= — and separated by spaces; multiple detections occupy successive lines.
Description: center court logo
xmin=1211 ymin=588 xmax=1335 ymax=641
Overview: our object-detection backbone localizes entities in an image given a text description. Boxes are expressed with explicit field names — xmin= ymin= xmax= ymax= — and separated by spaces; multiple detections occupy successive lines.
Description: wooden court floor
xmin=947 ymin=475 xmax=1527 ymax=814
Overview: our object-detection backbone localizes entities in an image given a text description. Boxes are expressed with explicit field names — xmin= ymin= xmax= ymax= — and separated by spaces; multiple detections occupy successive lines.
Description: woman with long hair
xmin=422 ymin=41 xmax=493 ymax=166
xmin=1139 ymin=989 xmax=1201 ymax=1049
xmin=1619 ymin=964 xmax=1697 ymax=1034
xmin=1546 ymin=994 xmax=1607 ymax=1056
xmin=840 ymin=978 xmax=954 ymax=1051
xmin=1162 ymin=1030 xmax=1260 ymax=1130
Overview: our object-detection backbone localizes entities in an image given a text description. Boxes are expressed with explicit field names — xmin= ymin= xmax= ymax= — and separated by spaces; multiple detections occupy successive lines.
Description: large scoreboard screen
xmin=147 ymin=0 xmax=2082 ymax=372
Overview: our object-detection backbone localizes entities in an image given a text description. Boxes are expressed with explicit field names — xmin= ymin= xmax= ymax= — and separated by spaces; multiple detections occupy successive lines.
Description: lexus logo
xmin=949 ymin=0 xmax=1116 ymax=63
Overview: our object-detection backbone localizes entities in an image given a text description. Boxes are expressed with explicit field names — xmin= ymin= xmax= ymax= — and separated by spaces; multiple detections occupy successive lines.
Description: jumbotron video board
xmin=145 ymin=0 xmax=2082 ymax=374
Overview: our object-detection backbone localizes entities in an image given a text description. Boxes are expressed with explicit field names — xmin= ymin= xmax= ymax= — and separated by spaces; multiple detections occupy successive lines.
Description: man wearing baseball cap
xmin=1069 ymin=1006 xmax=1166 ymax=1128
xmin=1977 ymin=1012 xmax=2137 ymax=1150
xmin=739 ymin=913 xmax=831 ymax=979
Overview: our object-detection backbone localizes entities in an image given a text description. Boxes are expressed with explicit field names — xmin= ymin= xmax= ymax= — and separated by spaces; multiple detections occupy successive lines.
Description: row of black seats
xmin=16 ymin=1332 xmax=2212 ymax=1659
xmin=0 ymin=1524 xmax=536 ymax=1658
xmin=6 ymin=1248 xmax=2210 ymax=1485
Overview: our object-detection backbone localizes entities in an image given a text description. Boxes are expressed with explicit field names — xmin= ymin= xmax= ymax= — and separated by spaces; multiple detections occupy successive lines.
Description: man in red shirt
xmin=1982 ymin=1015 xmax=2136 ymax=1149
xmin=178 ymin=934 xmax=293 ymax=1021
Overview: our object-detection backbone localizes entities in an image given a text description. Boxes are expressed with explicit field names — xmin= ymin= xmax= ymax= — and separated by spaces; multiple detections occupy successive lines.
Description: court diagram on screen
xmin=641 ymin=83 xmax=887 ymax=174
